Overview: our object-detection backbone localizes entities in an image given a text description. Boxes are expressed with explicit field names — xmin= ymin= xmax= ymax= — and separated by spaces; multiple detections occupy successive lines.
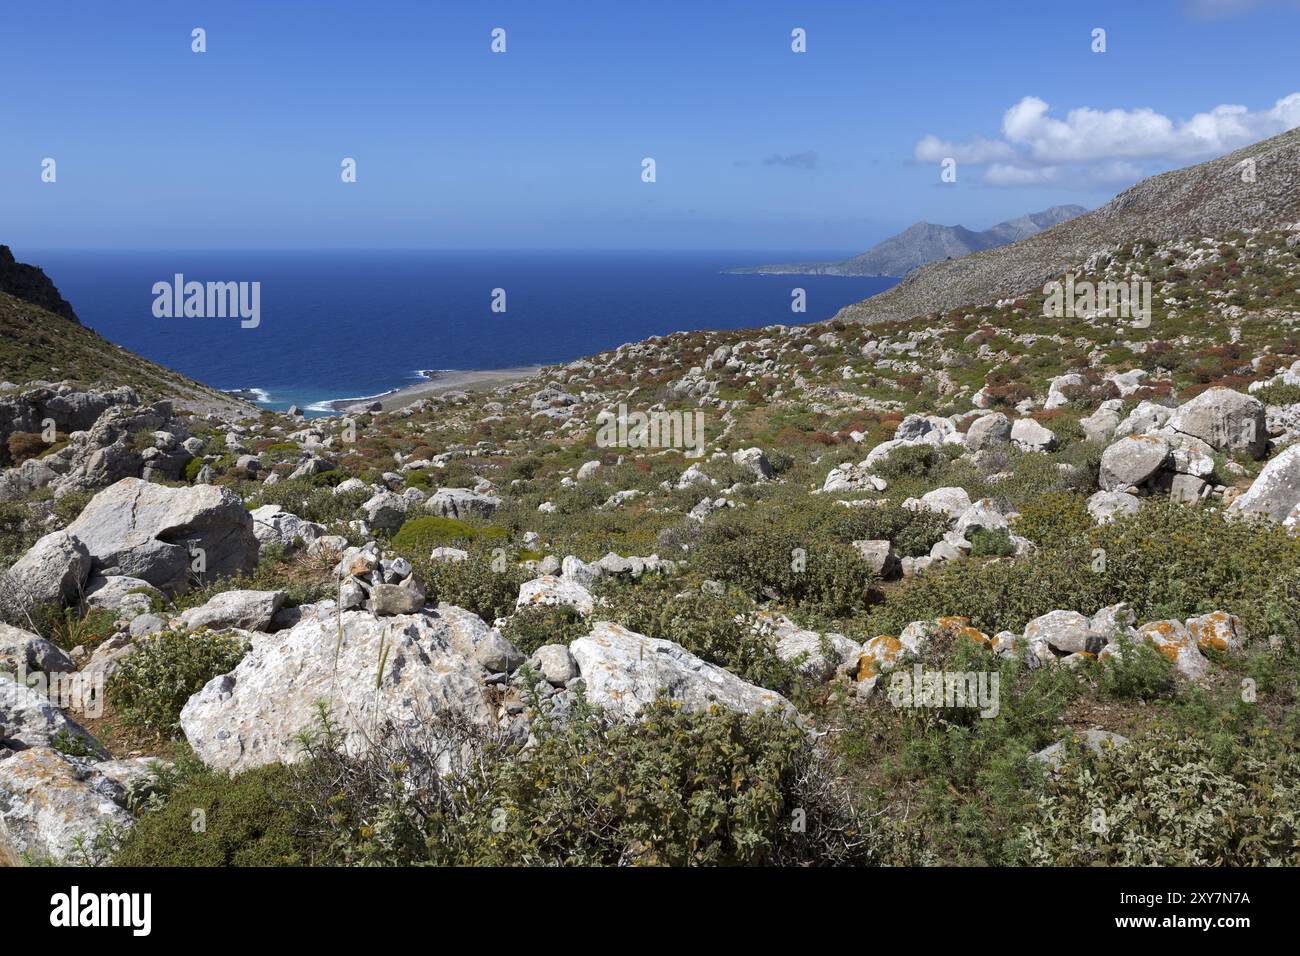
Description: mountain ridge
xmin=833 ymin=126 xmax=1300 ymax=326
xmin=732 ymin=205 xmax=1087 ymax=277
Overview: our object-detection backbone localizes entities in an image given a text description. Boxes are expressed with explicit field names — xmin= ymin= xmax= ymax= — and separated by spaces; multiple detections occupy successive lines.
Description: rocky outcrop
xmin=0 ymin=675 xmax=105 ymax=756
xmin=1166 ymin=387 xmax=1266 ymax=459
xmin=0 ymin=246 xmax=79 ymax=323
xmin=1228 ymin=443 xmax=1300 ymax=525
xmin=427 ymin=488 xmax=501 ymax=520
xmin=516 ymin=575 xmax=595 ymax=616
xmin=64 ymin=478 xmax=259 ymax=595
xmin=180 ymin=604 xmax=497 ymax=773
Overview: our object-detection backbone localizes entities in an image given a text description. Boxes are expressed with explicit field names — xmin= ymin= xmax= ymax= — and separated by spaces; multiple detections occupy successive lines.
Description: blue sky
xmin=3 ymin=0 xmax=1298 ymax=252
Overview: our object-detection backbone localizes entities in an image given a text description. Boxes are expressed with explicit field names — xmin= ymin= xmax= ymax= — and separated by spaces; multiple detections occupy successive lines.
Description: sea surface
xmin=30 ymin=250 xmax=898 ymax=414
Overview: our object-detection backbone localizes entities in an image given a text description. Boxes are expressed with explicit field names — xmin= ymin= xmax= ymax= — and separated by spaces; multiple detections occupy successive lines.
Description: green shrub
xmin=874 ymin=443 xmax=944 ymax=482
xmin=414 ymin=554 xmax=529 ymax=623
xmin=818 ymin=500 xmax=949 ymax=559
xmin=1021 ymin=731 xmax=1300 ymax=865
xmin=866 ymin=547 xmax=1100 ymax=637
xmin=1094 ymin=635 xmax=1176 ymax=700
xmin=695 ymin=511 xmax=875 ymax=617
xmin=1251 ymin=380 xmax=1300 ymax=406
xmin=243 ymin=478 xmax=369 ymax=526
xmin=501 ymin=604 xmax=587 ymax=657
xmin=181 ymin=457 xmax=204 ymax=483
xmin=868 ymin=502 xmax=1300 ymax=641
xmin=967 ymin=526 xmax=1015 ymax=558
xmin=108 ymin=630 xmax=249 ymax=734
xmin=601 ymin=581 xmax=796 ymax=692
xmin=294 ymin=699 xmax=878 ymax=866
xmin=1012 ymin=491 xmax=1093 ymax=547
xmin=832 ymin=656 xmax=1082 ymax=865
xmin=391 ymin=515 xmax=506 ymax=554
xmin=112 ymin=754 xmax=311 ymax=866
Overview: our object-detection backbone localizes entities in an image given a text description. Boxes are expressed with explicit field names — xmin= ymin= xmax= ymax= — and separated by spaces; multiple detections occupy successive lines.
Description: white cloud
xmin=1001 ymin=93 xmax=1300 ymax=162
xmin=913 ymin=134 xmax=1016 ymax=164
xmin=915 ymin=92 xmax=1300 ymax=187
xmin=984 ymin=160 xmax=1143 ymax=189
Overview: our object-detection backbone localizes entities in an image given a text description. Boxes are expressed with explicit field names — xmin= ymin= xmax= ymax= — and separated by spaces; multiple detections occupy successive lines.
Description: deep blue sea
xmin=30 ymin=251 xmax=898 ymax=415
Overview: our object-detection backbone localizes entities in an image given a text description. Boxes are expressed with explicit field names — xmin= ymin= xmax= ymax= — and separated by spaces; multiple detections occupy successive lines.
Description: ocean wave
xmin=225 ymin=387 xmax=272 ymax=404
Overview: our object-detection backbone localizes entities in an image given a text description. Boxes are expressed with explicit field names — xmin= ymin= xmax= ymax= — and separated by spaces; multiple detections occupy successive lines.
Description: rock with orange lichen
xmin=1136 ymin=619 xmax=1209 ymax=680
xmin=1185 ymin=611 xmax=1244 ymax=654
xmin=954 ymin=625 xmax=991 ymax=647
xmin=1024 ymin=609 xmax=1098 ymax=655
xmin=853 ymin=634 xmax=906 ymax=698
xmin=991 ymin=630 xmax=1018 ymax=658
xmin=0 ymin=747 xmax=135 ymax=864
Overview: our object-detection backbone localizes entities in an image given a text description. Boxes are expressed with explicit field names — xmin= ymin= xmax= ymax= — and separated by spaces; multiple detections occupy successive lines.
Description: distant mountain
xmin=0 ymin=245 xmax=79 ymax=324
xmin=833 ymin=126 xmax=1300 ymax=325
xmin=731 ymin=205 xmax=1087 ymax=278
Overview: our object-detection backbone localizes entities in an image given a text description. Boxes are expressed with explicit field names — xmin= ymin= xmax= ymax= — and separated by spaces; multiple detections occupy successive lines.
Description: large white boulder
xmin=1010 ymin=418 xmax=1057 ymax=452
xmin=180 ymin=604 xmax=496 ymax=773
xmin=64 ymin=478 xmax=258 ymax=595
xmin=178 ymin=589 xmax=287 ymax=633
xmin=1228 ymin=443 xmax=1300 ymax=523
xmin=0 ymin=623 xmax=75 ymax=676
xmin=4 ymin=530 xmax=91 ymax=610
xmin=0 ymin=675 xmax=106 ymax=756
xmin=1167 ymin=387 xmax=1266 ymax=458
xmin=249 ymin=504 xmax=326 ymax=552
xmin=0 ymin=748 xmax=135 ymax=865
xmin=516 ymin=575 xmax=595 ymax=616
xmin=426 ymin=488 xmax=501 ymax=520
xmin=569 ymin=622 xmax=795 ymax=720
xmin=964 ymin=413 xmax=1012 ymax=451
xmin=1098 ymin=435 xmax=1171 ymax=492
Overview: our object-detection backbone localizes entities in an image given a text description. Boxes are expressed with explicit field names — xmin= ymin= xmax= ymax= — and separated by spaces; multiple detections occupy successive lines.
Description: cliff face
xmin=0 ymin=245 xmax=79 ymax=324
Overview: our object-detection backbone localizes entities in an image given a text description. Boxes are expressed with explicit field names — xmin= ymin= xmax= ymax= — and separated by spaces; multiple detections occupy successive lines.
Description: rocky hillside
xmin=835 ymin=126 xmax=1300 ymax=324
xmin=0 ymin=291 xmax=255 ymax=420
xmin=2 ymin=218 xmax=1300 ymax=867
xmin=734 ymin=205 xmax=1085 ymax=277
xmin=0 ymin=246 xmax=79 ymax=324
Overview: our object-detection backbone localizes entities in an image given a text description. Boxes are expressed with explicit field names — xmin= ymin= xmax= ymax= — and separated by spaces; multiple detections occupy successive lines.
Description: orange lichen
xmin=956 ymin=626 xmax=991 ymax=646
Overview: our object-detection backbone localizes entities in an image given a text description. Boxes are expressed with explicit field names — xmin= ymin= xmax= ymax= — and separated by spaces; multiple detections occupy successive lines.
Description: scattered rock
xmin=569 ymin=621 xmax=795 ymax=720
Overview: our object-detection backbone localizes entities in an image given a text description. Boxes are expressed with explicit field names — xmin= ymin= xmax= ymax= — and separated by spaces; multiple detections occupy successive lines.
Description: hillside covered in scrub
xmin=3 ymin=139 xmax=1300 ymax=867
